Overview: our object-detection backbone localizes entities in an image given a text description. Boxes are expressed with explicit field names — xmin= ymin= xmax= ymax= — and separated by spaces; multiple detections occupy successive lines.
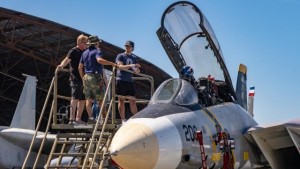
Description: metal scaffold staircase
xmin=45 ymin=128 xmax=115 ymax=168
xmin=22 ymin=67 xmax=154 ymax=169
xmin=45 ymin=100 xmax=117 ymax=168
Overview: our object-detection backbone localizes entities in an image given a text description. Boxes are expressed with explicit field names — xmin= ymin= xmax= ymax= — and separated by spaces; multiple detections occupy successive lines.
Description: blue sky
xmin=1 ymin=0 xmax=300 ymax=124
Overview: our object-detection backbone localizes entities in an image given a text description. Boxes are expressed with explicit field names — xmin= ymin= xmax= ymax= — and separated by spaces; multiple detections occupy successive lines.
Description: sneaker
xmin=68 ymin=120 xmax=75 ymax=125
xmin=97 ymin=116 xmax=103 ymax=125
xmin=116 ymin=119 xmax=127 ymax=129
xmin=87 ymin=118 xmax=96 ymax=124
xmin=74 ymin=120 xmax=86 ymax=125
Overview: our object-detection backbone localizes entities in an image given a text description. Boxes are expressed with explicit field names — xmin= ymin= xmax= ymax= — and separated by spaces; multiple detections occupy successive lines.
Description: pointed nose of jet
xmin=110 ymin=122 xmax=159 ymax=169
xmin=110 ymin=117 xmax=182 ymax=169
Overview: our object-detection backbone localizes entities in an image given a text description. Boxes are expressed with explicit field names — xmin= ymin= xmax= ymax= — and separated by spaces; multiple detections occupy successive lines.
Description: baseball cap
xmin=87 ymin=35 xmax=100 ymax=45
xmin=125 ymin=40 xmax=134 ymax=48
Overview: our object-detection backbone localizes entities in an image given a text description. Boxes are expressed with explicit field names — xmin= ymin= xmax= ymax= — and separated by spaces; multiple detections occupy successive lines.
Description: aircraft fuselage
xmin=111 ymin=101 xmax=258 ymax=169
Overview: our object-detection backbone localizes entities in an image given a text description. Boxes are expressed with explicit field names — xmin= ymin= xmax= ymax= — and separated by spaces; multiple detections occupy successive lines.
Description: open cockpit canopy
xmin=157 ymin=1 xmax=236 ymax=99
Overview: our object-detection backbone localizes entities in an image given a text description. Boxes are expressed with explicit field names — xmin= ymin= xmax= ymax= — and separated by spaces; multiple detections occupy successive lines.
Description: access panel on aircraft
xmin=157 ymin=1 xmax=236 ymax=99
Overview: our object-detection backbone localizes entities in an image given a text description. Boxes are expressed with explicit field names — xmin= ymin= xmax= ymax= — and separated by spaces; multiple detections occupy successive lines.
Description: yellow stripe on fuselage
xmin=204 ymin=125 xmax=216 ymax=152
xmin=244 ymin=152 xmax=249 ymax=160
xmin=211 ymin=153 xmax=221 ymax=161
xmin=203 ymin=107 xmax=236 ymax=165
xmin=203 ymin=108 xmax=224 ymax=129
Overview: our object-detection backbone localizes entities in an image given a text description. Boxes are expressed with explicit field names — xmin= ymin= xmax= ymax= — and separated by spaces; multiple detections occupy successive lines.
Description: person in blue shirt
xmin=78 ymin=35 xmax=117 ymax=123
xmin=115 ymin=40 xmax=141 ymax=124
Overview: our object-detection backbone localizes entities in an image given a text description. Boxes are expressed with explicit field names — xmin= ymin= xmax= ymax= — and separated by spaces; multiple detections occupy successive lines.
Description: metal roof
xmin=0 ymin=7 xmax=171 ymax=127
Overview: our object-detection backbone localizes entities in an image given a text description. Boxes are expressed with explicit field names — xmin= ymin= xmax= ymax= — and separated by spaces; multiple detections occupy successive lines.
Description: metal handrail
xmin=121 ymin=68 xmax=155 ymax=96
xmin=23 ymin=65 xmax=155 ymax=168
xmin=51 ymin=67 xmax=154 ymax=125
xmin=22 ymin=76 xmax=56 ymax=169
xmin=22 ymin=68 xmax=70 ymax=169
xmin=82 ymin=66 xmax=155 ymax=169
xmin=33 ymin=100 xmax=55 ymax=168
xmin=82 ymin=67 xmax=116 ymax=168
xmin=53 ymin=68 xmax=69 ymax=124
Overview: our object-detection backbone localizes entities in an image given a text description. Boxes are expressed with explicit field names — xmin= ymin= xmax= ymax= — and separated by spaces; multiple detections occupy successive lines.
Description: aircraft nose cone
xmin=110 ymin=122 xmax=159 ymax=169
xmin=110 ymin=118 xmax=182 ymax=169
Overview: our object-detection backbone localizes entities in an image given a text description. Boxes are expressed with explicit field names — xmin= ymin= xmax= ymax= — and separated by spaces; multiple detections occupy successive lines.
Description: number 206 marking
xmin=183 ymin=125 xmax=197 ymax=141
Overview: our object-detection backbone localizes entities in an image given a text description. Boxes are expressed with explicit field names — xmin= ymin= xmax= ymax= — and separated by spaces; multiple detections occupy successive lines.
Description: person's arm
xmin=115 ymin=54 xmax=139 ymax=72
xmin=102 ymin=70 xmax=108 ymax=85
xmin=78 ymin=63 xmax=84 ymax=79
xmin=117 ymin=62 xmax=137 ymax=70
xmin=116 ymin=57 xmax=139 ymax=70
xmin=97 ymin=57 xmax=117 ymax=67
xmin=57 ymin=57 xmax=71 ymax=70
xmin=95 ymin=48 xmax=117 ymax=67
xmin=132 ymin=63 xmax=141 ymax=73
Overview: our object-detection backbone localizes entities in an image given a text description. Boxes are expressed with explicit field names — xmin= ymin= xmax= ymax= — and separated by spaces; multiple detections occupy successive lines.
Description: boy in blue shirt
xmin=115 ymin=40 xmax=141 ymax=124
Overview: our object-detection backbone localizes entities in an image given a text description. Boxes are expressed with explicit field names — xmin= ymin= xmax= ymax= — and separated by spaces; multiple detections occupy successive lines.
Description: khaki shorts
xmin=83 ymin=74 xmax=106 ymax=100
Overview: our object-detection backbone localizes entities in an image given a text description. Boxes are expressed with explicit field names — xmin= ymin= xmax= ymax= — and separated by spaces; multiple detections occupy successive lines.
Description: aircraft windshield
xmin=150 ymin=78 xmax=198 ymax=106
xmin=161 ymin=2 xmax=226 ymax=81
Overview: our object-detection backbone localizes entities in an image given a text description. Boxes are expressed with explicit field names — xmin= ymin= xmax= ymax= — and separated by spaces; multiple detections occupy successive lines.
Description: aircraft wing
xmin=0 ymin=128 xmax=56 ymax=154
xmin=245 ymin=119 xmax=300 ymax=168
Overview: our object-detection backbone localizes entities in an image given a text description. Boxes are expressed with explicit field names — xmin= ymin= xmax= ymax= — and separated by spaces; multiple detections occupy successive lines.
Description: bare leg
xmin=129 ymin=98 xmax=138 ymax=115
xmin=76 ymin=100 xmax=85 ymax=121
xmin=86 ymin=99 xmax=93 ymax=118
xmin=118 ymin=97 xmax=126 ymax=120
xmin=70 ymin=99 xmax=78 ymax=120
xmin=98 ymin=98 xmax=107 ymax=118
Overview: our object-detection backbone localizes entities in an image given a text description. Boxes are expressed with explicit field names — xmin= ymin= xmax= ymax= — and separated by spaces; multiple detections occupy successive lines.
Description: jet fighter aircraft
xmin=0 ymin=75 xmax=56 ymax=168
xmin=110 ymin=1 xmax=300 ymax=169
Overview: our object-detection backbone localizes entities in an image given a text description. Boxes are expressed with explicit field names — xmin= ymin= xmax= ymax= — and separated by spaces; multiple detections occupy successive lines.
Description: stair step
xmin=52 ymin=123 xmax=117 ymax=131
xmin=52 ymin=152 xmax=103 ymax=156
xmin=46 ymin=165 xmax=100 ymax=168
xmin=57 ymin=132 xmax=112 ymax=139
xmin=47 ymin=122 xmax=116 ymax=169
xmin=56 ymin=140 xmax=108 ymax=144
